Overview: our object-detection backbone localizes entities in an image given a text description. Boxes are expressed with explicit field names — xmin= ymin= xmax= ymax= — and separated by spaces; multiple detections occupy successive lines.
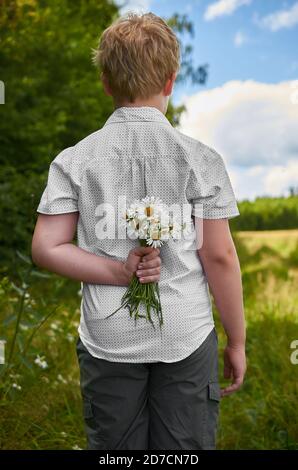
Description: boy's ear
xmin=164 ymin=71 xmax=177 ymax=97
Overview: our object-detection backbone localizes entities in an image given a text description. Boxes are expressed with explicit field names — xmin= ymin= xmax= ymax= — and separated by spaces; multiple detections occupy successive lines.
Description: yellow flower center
xmin=151 ymin=230 xmax=159 ymax=240
xmin=145 ymin=206 xmax=153 ymax=217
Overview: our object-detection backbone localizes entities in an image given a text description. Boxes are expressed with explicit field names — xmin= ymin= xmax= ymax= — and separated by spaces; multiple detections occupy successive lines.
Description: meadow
xmin=0 ymin=229 xmax=297 ymax=450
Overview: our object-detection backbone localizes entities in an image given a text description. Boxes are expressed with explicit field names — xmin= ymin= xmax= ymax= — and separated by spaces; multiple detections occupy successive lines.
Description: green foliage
xmin=0 ymin=0 xmax=119 ymax=169
xmin=230 ymin=195 xmax=298 ymax=231
xmin=0 ymin=165 xmax=44 ymax=264
xmin=0 ymin=251 xmax=83 ymax=450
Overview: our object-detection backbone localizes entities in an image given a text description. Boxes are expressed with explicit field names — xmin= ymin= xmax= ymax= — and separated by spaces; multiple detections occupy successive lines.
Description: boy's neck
xmin=114 ymin=96 xmax=168 ymax=115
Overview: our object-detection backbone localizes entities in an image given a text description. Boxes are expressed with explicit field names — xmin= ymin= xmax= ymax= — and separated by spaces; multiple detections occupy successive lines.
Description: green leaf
xmin=30 ymin=270 xmax=52 ymax=279
xmin=19 ymin=321 xmax=35 ymax=329
xmin=16 ymin=250 xmax=33 ymax=265
xmin=2 ymin=314 xmax=17 ymax=326
xmin=17 ymin=352 xmax=33 ymax=371
xmin=16 ymin=335 xmax=24 ymax=353
xmin=10 ymin=282 xmax=25 ymax=296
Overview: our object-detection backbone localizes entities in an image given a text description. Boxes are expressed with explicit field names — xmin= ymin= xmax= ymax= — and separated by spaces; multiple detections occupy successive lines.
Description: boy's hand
xmin=122 ymin=246 xmax=161 ymax=284
xmin=221 ymin=344 xmax=246 ymax=397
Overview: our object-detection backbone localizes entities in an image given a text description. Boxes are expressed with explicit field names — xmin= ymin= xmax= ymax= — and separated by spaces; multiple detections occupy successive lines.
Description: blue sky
xmin=149 ymin=0 xmax=298 ymax=103
xmin=117 ymin=1 xmax=298 ymax=200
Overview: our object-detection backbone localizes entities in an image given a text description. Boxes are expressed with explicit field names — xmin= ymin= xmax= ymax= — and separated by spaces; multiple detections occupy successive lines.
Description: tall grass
xmin=0 ymin=230 xmax=297 ymax=449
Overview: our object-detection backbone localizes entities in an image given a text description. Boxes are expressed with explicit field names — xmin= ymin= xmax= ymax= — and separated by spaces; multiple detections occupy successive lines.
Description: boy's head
xmin=92 ymin=12 xmax=180 ymax=109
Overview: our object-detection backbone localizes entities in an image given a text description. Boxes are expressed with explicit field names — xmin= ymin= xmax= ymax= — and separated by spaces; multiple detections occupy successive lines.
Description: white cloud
xmin=256 ymin=2 xmax=298 ymax=31
xmin=247 ymin=165 xmax=265 ymax=177
xmin=264 ymin=160 xmax=298 ymax=196
xmin=223 ymin=162 xmax=298 ymax=200
xmin=204 ymin=0 xmax=251 ymax=21
xmin=234 ymin=30 xmax=248 ymax=47
xmin=117 ymin=0 xmax=151 ymax=15
xmin=177 ymin=80 xmax=298 ymax=199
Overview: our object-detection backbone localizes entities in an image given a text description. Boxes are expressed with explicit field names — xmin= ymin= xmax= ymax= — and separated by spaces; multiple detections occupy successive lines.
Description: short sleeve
xmin=186 ymin=143 xmax=240 ymax=219
xmin=36 ymin=147 xmax=79 ymax=215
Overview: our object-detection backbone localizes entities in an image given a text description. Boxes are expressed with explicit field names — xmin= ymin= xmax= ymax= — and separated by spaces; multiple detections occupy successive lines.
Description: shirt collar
xmin=103 ymin=106 xmax=172 ymax=127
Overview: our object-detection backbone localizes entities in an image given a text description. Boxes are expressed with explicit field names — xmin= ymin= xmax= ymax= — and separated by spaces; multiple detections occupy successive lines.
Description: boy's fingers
xmin=138 ymin=257 xmax=161 ymax=269
xmin=221 ymin=366 xmax=244 ymax=397
xmin=133 ymin=246 xmax=158 ymax=258
xmin=141 ymin=249 xmax=160 ymax=261
xmin=139 ymin=274 xmax=160 ymax=283
xmin=221 ymin=377 xmax=244 ymax=397
xmin=136 ymin=267 xmax=160 ymax=277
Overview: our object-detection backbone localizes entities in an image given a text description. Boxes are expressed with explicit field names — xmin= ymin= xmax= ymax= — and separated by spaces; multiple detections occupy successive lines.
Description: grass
xmin=216 ymin=229 xmax=298 ymax=449
xmin=0 ymin=229 xmax=297 ymax=449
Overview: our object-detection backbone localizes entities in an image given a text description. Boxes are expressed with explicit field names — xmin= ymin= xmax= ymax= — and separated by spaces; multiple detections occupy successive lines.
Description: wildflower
xmin=57 ymin=374 xmax=67 ymax=384
xmin=66 ymin=333 xmax=74 ymax=342
xmin=34 ymin=355 xmax=48 ymax=369
xmin=9 ymin=373 xmax=21 ymax=379
xmin=12 ymin=383 xmax=22 ymax=390
xmin=60 ymin=432 xmax=67 ymax=437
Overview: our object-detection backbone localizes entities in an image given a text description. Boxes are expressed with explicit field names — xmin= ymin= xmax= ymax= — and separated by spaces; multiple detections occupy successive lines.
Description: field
xmin=216 ymin=229 xmax=298 ymax=449
xmin=0 ymin=229 xmax=297 ymax=450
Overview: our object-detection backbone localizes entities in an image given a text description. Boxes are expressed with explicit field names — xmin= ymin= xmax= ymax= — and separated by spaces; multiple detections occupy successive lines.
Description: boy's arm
xmin=196 ymin=218 xmax=246 ymax=397
xmin=31 ymin=213 xmax=161 ymax=286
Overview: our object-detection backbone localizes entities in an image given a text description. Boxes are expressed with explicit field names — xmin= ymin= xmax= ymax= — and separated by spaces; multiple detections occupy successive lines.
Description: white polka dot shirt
xmin=36 ymin=106 xmax=240 ymax=363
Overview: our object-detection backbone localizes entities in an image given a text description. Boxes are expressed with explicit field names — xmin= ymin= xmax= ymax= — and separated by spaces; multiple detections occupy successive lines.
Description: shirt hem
xmin=36 ymin=208 xmax=79 ymax=215
xmin=77 ymin=322 xmax=215 ymax=364
xmin=192 ymin=210 xmax=240 ymax=219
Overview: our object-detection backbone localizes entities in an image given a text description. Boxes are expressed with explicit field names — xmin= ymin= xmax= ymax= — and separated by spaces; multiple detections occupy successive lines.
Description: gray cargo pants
xmin=76 ymin=327 xmax=221 ymax=450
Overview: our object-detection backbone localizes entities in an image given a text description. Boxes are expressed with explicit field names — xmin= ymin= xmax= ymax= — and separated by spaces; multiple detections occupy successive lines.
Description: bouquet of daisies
xmin=106 ymin=196 xmax=192 ymax=330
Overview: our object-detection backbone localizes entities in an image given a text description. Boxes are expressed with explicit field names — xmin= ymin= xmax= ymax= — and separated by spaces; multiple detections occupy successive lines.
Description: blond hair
xmin=92 ymin=12 xmax=180 ymax=103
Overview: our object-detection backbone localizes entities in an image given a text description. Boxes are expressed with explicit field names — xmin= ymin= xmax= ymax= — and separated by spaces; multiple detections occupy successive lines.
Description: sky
xmin=116 ymin=0 xmax=298 ymax=201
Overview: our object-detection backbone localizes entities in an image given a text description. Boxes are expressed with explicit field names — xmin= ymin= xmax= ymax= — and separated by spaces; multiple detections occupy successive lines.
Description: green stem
xmin=12 ymin=305 xmax=59 ymax=378
xmin=105 ymin=240 xmax=163 ymax=331
xmin=6 ymin=282 xmax=27 ymax=367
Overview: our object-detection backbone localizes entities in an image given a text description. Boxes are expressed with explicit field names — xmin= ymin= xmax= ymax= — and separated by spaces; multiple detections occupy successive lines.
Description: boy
xmin=31 ymin=12 xmax=246 ymax=450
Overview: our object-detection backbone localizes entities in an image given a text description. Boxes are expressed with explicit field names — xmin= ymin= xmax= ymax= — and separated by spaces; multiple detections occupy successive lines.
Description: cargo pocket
xmin=203 ymin=381 xmax=221 ymax=449
xmin=208 ymin=381 xmax=221 ymax=402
